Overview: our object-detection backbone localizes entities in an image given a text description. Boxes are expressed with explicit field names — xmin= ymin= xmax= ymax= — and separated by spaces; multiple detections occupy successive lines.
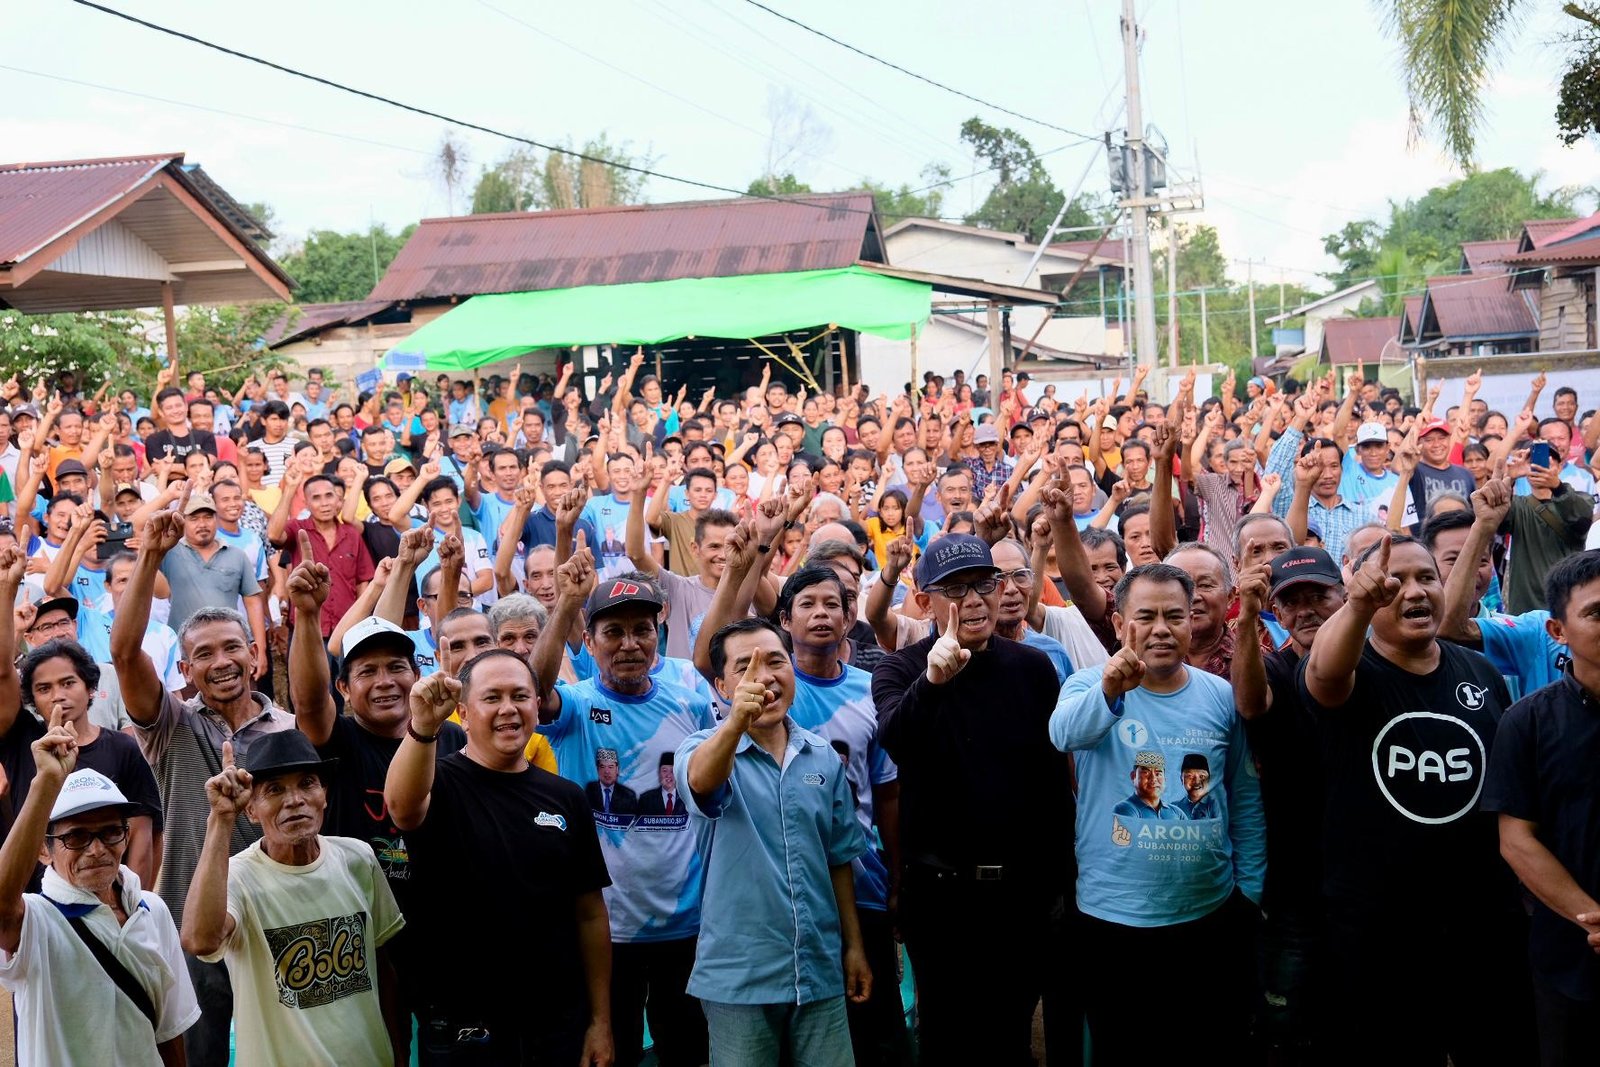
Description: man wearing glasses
xmin=871 ymin=534 xmax=1076 ymax=1067
xmin=0 ymin=728 xmax=197 ymax=1065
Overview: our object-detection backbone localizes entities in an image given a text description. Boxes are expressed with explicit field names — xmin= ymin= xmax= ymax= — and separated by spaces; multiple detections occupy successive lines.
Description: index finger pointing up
xmin=743 ymin=650 xmax=763 ymax=683
xmin=1375 ymin=534 xmax=1392 ymax=571
xmin=947 ymin=602 xmax=959 ymax=635
xmin=297 ymin=528 xmax=314 ymax=561
xmin=221 ymin=739 xmax=235 ymax=770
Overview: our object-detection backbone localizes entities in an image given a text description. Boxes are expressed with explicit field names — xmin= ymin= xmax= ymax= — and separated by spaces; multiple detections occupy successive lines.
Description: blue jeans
xmin=702 ymin=997 xmax=855 ymax=1066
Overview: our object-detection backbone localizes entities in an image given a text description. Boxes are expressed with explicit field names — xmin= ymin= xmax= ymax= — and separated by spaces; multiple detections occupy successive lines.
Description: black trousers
xmin=1534 ymin=980 xmax=1600 ymax=1067
xmin=1079 ymin=895 xmax=1257 ymax=1067
xmin=898 ymin=871 xmax=1057 ymax=1067
xmin=611 ymin=936 xmax=707 ymax=1067
xmin=846 ymin=908 xmax=912 ymax=1067
xmin=183 ymin=955 xmax=234 ymax=1067
xmin=1319 ymin=901 xmax=1536 ymax=1067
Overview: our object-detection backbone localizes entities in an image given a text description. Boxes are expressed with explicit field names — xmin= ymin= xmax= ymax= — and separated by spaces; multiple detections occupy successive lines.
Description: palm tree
xmin=1384 ymin=0 xmax=1525 ymax=167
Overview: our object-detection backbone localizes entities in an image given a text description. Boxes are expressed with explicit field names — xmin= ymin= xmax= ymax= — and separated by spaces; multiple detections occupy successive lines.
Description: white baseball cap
xmin=341 ymin=616 xmax=416 ymax=668
xmin=1356 ymin=422 xmax=1387 ymax=445
xmin=49 ymin=769 xmax=139 ymax=823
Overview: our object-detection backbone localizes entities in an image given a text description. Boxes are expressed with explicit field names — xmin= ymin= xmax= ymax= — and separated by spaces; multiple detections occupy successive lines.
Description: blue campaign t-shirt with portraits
xmin=1051 ymin=665 xmax=1267 ymax=928
xmin=540 ymin=674 xmax=717 ymax=942
xmin=1475 ymin=609 xmax=1565 ymax=703
xmin=789 ymin=663 xmax=897 ymax=911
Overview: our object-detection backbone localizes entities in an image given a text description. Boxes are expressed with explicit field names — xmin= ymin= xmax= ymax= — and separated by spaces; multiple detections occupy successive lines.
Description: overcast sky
xmin=7 ymin=0 xmax=1597 ymax=289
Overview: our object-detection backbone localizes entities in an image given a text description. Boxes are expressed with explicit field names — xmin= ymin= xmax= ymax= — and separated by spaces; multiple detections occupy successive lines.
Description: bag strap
xmin=43 ymin=896 xmax=159 ymax=1031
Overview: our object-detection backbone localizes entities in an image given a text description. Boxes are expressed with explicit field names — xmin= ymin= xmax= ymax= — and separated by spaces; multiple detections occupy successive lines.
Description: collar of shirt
xmin=190 ymin=690 xmax=282 ymax=732
xmin=41 ymin=864 xmax=147 ymax=917
xmin=733 ymin=716 xmax=822 ymax=766
xmin=1560 ymin=667 xmax=1600 ymax=712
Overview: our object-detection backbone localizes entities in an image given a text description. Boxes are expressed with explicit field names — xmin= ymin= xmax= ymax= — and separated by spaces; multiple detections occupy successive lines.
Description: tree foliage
xmin=959 ymin=118 xmax=1113 ymax=242
xmin=1321 ymin=168 xmax=1577 ymax=288
xmin=277 ymin=225 xmax=416 ymax=304
xmin=0 ymin=311 xmax=157 ymax=393
xmin=746 ymin=173 xmax=813 ymax=197
xmin=469 ymin=136 xmax=652 ymax=216
xmin=173 ymin=303 xmax=297 ymax=393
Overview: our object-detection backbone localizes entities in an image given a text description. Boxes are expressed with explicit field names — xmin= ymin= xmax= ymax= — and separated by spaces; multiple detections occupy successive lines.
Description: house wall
xmin=1538 ymin=275 xmax=1591 ymax=351
xmin=886 ymin=228 xmax=1099 ymax=289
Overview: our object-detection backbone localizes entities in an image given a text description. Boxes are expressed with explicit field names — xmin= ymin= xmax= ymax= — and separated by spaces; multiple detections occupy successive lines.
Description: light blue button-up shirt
xmin=678 ymin=719 xmax=867 ymax=1006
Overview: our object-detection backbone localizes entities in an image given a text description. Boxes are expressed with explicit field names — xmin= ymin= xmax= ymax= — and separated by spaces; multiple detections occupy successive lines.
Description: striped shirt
xmin=133 ymin=690 xmax=292 ymax=926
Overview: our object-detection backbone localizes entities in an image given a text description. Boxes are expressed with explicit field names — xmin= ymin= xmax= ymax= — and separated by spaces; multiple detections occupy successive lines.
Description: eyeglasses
xmin=46 ymin=824 xmax=129 ymax=851
xmin=29 ymin=615 xmax=75 ymax=636
xmin=998 ymin=567 xmax=1035 ymax=587
xmin=929 ymin=577 xmax=1001 ymax=599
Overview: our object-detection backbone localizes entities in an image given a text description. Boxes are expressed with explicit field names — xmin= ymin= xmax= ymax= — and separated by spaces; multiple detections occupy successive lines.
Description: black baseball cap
xmin=584 ymin=575 xmax=665 ymax=624
xmin=54 ymin=459 xmax=89 ymax=479
xmin=915 ymin=534 xmax=999 ymax=589
xmin=774 ymin=413 xmax=804 ymax=427
xmin=1267 ymin=547 xmax=1342 ymax=599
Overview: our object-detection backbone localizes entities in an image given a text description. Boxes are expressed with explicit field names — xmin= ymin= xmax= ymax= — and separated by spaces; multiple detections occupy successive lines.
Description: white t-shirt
xmin=201 ymin=836 xmax=404 ymax=1067
xmin=1041 ymin=603 xmax=1111 ymax=669
xmin=0 ymin=865 xmax=199 ymax=1065
xmin=414 ymin=525 xmax=496 ymax=610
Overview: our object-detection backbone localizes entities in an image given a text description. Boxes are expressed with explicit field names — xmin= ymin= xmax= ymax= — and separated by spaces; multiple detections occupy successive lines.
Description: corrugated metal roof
xmin=265 ymin=299 xmax=399 ymax=347
xmin=1534 ymin=210 xmax=1600 ymax=248
xmin=0 ymin=154 xmax=176 ymax=265
xmin=1321 ymin=315 xmax=1401 ymax=365
xmin=1523 ymin=217 xmax=1582 ymax=249
xmin=1501 ymin=234 xmax=1600 ymax=267
xmin=1400 ymin=296 xmax=1424 ymax=341
xmin=1419 ymin=274 xmax=1537 ymax=340
xmin=1459 ymin=239 xmax=1516 ymax=274
xmin=369 ymin=193 xmax=883 ymax=303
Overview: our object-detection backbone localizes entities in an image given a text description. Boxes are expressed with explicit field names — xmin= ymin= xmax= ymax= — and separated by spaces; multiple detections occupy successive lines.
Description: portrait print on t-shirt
xmin=1103 ymin=716 xmax=1235 ymax=860
xmin=264 ymin=911 xmax=372 ymax=1009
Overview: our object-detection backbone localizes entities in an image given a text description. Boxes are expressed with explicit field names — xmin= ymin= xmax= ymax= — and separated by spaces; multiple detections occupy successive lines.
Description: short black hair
xmin=707 ymin=618 xmax=790 ymax=679
xmin=261 ymin=400 xmax=291 ymax=420
xmin=1554 ymin=386 xmax=1578 ymax=401
xmin=21 ymin=639 xmax=100 ymax=707
xmin=155 ymin=387 xmax=185 ymax=407
xmin=1113 ymin=562 xmax=1194 ymax=614
xmin=421 ymin=475 xmax=458 ymax=505
xmin=1546 ymin=549 xmax=1600 ymax=621
xmin=1081 ymin=526 xmax=1127 ymax=569
xmin=360 ymin=424 xmax=388 ymax=440
xmin=1420 ymin=508 xmax=1474 ymax=550
xmin=684 ymin=466 xmax=718 ymax=490
xmin=694 ymin=508 xmax=739 ymax=544
xmin=1353 ymin=532 xmax=1427 ymax=571
xmin=457 ymin=647 xmax=535 ymax=699
xmin=776 ymin=564 xmax=849 ymax=627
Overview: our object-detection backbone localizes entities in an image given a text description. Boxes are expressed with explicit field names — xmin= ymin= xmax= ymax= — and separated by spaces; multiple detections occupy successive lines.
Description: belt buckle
xmin=974 ymin=865 xmax=1003 ymax=882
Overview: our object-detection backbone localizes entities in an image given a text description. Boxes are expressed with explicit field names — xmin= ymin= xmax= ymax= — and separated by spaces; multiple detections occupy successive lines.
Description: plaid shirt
xmin=1304 ymin=495 xmax=1373 ymax=565
xmin=963 ymin=455 xmax=1014 ymax=500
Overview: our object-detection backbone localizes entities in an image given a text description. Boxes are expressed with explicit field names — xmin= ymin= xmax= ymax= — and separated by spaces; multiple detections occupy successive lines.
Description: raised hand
xmin=0 ymin=545 xmax=25 ymax=589
xmin=925 ymin=604 xmax=973 ymax=685
xmin=753 ymin=496 xmax=789 ymax=546
xmin=728 ymin=649 xmax=771 ymax=733
xmin=1040 ymin=480 xmax=1074 ymax=525
xmin=436 ymin=533 xmax=463 ymax=574
xmin=1101 ymin=645 xmax=1147 ymax=701
xmin=973 ymin=483 xmax=1013 ymax=545
xmin=408 ymin=674 xmax=463 ymax=736
xmin=142 ymin=498 xmax=186 ymax=556
xmin=1152 ymin=422 xmax=1178 ymax=463
xmin=1109 ymin=479 xmax=1131 ymax=505
xmin=883 ymin=536 xmax=915 ymax=583
xmin=561 ymin=527 xmax=601 ymax=597
xmin=1470 ymin=457 xmax=1513 ymax=526
xmin=287 ymin=531 xmax=332 ymax=614
xmin=1348 ymin=536 xmax=1401 ymax=614
xmin=419 ymin=459 xmax=441 ymax=481
xmin=30 ymin=707 xmax=78 ymax=786
xmin=1293 ymin=452 xmax=1320 ymax=489
xmin=1393 ymin=440 xmax=1420 ymax=477
xmin=1236 ymin=562 xmax=1271 ymax=619
xmin=1464 ymin=367 xmax=1483 ymax=393
xmin=204 ymin=740 xmax=254 ymax=821
xmin=554 ymin=485 xmax=589 ymax=528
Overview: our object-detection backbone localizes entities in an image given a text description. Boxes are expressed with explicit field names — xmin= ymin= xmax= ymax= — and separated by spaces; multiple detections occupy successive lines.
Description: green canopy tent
xmin=382 ymin=265 xmax=930 ymax=373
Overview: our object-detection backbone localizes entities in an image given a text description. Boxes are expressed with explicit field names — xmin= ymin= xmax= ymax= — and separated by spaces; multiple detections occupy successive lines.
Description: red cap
xmin=1418 ymin=419 xmax=1450 ymax=437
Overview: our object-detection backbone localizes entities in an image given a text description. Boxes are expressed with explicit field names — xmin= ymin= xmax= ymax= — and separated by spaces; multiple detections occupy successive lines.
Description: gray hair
xmin=808 ymin=537 xmax=866 ymax=568
xmin=808 ymin=492 xmax=847 ymax=520
xmin=488 ymin=593 xmax=547 ymax=632
xmin=178 ymin=606 xmax=251 ymax=654
xmin=1232 ymin=513 xmax=1293 ymax=558
xmin=1166 ymin=540 xmax=1235 ymax=590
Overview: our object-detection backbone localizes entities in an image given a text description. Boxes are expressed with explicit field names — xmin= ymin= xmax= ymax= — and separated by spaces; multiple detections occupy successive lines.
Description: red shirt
xmin=281 ymin=517 xmax=375 ymax=636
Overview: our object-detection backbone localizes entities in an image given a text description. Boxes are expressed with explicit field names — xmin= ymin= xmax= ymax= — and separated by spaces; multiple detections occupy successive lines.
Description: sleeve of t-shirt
xmin=363 ymin=846 xmax=406 ymax=948
xmin=236 ymin=554 xmax=261 ymax=598
xmin=1224 ymin=699 xmax=1268 ymax=904
xmin=825 ymin=756 xmax=869 ymax=867
xmin=540 ymin=681 xmax=583 ymax=739
xmin=132 ymin=688 xmax=185 ymax=768
xmin=1476 ymin=612 xmax=1545 ymax=679
xmin=676 ymin=730 xmax=730 ymax=819
xmin=1048 ymin=666 xmax=1121 ymax=753
xmin=1480 ymin=702 xmax=1537 ymax=819
xmin=867 ymin=734 xmax=897 ymax=786
xmin=144 ymin=893 xmax=202 ymax=1042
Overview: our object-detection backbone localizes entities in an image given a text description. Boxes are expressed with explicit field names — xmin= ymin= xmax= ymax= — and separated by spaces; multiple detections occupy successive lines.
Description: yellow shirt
xmin=445 ymin=709 xmax=558 ymax=771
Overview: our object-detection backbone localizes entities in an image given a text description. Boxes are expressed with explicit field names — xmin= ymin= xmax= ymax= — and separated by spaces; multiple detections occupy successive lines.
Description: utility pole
xmin=1246 ymin=258 xmax=1259 ymax=362
xmin=1165 ymin=220 xmax=1178 ymax=367
xmin=1121 ymin=0 xmax=1158 ymax=366
xmin=1199 ymin=286 xmax=1210 ymax=363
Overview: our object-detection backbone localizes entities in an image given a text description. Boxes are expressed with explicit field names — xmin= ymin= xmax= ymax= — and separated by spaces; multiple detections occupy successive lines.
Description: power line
xmin=62 ymin=0 xmax=860 ymax=212
xmin=736 ymin=0 xmax=1099 ymax=140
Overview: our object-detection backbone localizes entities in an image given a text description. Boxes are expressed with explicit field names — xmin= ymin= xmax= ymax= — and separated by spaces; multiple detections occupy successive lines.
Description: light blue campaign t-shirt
xmin=581 ymin=493 xmax=636 ymax=579
xmin=1050 ymin=665 xmax=1266 ymax=928
xmin=789 ymin=663 xmax=897 ymax=911
xmin=1476 ymin=609 xmax=1564 ymax=703
xmin=541 ymin=675 xmax=717 ymax=942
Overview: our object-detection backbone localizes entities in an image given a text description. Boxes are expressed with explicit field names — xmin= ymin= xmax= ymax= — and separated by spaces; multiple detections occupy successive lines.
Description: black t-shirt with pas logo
xmin=314 ymin=714 xmax=465 ymax=910
xmin=404 ymin=752 xmax=609 ymax=1040
xmin=1298 ymin=640 xmax=1513 ymax=911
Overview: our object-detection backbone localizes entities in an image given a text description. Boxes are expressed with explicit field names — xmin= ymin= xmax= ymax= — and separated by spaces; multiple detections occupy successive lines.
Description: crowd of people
xmin=0 ymin=349 xmax=1595 ymax=1067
